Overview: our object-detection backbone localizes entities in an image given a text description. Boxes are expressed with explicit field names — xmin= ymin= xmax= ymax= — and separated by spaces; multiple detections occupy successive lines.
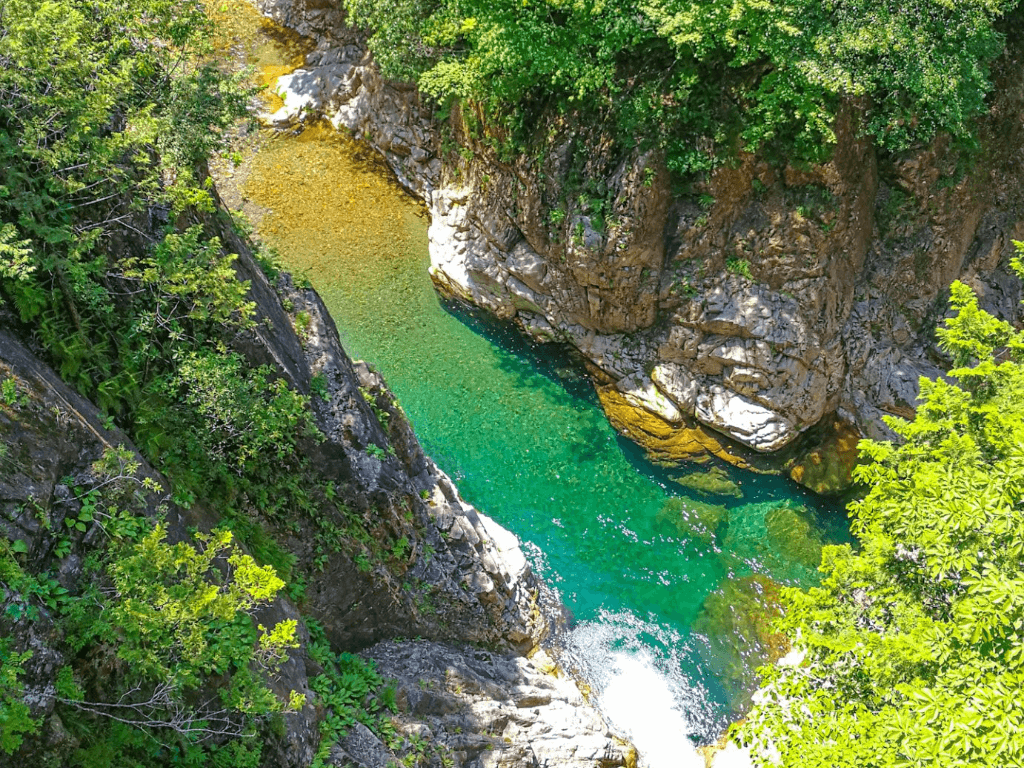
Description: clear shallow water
xmin=217 ymin=7 xmax=852 ymax=757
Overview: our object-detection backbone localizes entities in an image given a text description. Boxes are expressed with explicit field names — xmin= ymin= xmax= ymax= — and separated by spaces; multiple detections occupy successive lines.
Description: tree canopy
xmin=735 ymin=245 xmax=1024 ymax=767
xmin=345 ymin=0 xmax=1020 ymax=171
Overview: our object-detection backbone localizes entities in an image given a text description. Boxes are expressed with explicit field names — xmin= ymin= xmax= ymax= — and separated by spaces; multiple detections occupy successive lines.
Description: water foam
xmin=559 ymin=611 xmax=714 ymax=768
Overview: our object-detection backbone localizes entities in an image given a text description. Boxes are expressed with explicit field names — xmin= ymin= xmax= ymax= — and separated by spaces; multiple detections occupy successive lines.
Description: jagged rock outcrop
xmin=332 ymin=640 xmax=634 ymax=768
xmin=224 ymin=236 xmax=546 ymax=651
xmin=255 ymin=0 xmax=1024 ymax=487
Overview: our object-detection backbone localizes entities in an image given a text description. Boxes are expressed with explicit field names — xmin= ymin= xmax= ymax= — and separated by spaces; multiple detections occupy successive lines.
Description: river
xmin=210 ymin=5 xmax=851 ymax=763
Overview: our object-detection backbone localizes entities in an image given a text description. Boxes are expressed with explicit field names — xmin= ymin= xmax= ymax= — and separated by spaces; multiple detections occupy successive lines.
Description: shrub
xmin=736 ymin=243 xmax=1024 ymax=767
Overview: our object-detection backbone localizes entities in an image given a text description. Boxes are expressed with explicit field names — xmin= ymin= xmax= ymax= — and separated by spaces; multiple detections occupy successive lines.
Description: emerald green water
xmin=238 ymin=124 xmax=851 ymax=748
xmin=205 ymin=6 xmax=852 ymax=758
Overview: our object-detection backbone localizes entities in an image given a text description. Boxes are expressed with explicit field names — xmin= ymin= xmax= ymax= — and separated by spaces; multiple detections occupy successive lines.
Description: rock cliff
xmin=257 ymin=0 xmax=1024 ymax=489
xmin=0 ymin=196 xmax=631 ymax=765
xmin=335 ymin=641 xmax=634 ymax=768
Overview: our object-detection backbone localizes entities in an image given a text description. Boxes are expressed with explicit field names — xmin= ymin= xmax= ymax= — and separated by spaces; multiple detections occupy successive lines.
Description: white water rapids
xmin=559 ymin=610 xmax=712 ymax=768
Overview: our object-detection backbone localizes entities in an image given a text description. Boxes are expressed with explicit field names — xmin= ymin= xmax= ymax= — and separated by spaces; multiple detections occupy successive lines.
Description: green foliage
xmin=0 ymin=224 xmax=32 ymax=281
xmin=55 ymin=523 xmax=303 ymax=756
xmin=726 ymin=257 xmax=753 ymax=279
xmin=293 ymin=310 xmax=313 ymax=343
xmin=360 ymin=385 xmax=391 ymax=430
xmin=0 ymin=2 xmax=340 ymax=761
xmin=1 ymin=447 xmax=309 ymax=760
xmin=355 ymin=551 xmax=373 ymax=573
xmin=105 ymin=526 xmax=294 ymax=684
xmin=310 ymin=373 xmax=328 ymax=400
xmin=347 ymin=0 xmax=1019 ymax=173
xmin=170 ymin=349 xmax=314 ymax=472
xmin=307 ymin=639 xmax=397 ymax=768
xmin=0 ymin=641 xmax=38 ymax=755
xmin=1 ymin=376 xmax=27 ymax=407
xmin=0 ymin=0 xmax=257 ymax=416
xmin=124 ymin=226 xmax=256 ymax=330
xmin=1 ymin=538 xmax=71 ymax=620
xmin=391 ymin=536 xmax=410 ymax=561
xmin=736 ymin=243 xmax=1024 ymax=767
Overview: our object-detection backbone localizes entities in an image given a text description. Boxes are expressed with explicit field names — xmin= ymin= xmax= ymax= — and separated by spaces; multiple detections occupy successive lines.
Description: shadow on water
xmin=442 ymin=297 xmax=600 ymax=406
xmin=444 ymin=294 xmax=851 ymax=542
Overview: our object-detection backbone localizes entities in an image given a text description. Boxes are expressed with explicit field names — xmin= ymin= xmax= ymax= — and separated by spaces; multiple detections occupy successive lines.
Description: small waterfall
xmin=558 ymin=610 xmax=715 ymax=768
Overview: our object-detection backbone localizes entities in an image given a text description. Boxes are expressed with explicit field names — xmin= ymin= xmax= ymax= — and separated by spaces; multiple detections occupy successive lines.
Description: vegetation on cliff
xmin=736 ymin=245 xmax=1024 ymax=766
xmin=346 ymin=0 xmax=1020 ymax=172
xmin=0 ymin=0 xmax=398 ymax=763
xmin=0 ymin=0 xmax=254 ymax=411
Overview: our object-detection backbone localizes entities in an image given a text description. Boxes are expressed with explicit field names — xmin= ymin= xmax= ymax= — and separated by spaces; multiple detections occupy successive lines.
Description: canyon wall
xmin=0 ymin=200 xmax=632 ymax=766
xmin=260 ymin=0 xmax=1024 ymax=491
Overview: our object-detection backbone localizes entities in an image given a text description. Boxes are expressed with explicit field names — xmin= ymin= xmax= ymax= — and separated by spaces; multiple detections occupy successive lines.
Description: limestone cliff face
xmin=259 ymin=0 xmax=1024 ymax=488
xmin=0 ymin=200 xmax=630 ymax=765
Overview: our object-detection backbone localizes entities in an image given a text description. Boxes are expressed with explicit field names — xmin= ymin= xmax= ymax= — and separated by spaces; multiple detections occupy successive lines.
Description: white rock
xmin=695 ymin=386 xmax=797 ymax=451
xmin=274 ymin=69 xmax=323 ymax=119
xmin=568 ymin=329 xmax=636 ymax=379
xmin=331 ymin=89 xmax=370 ymax=131
xmin=506 ymin=276 xmax=546 ymax=315
xmin=651 ymin=362 xmax=699 ymax=415
xmin=519 ymin=313 xmax=559 ymax=343
xmin=477 ymin=512 xmax=529 ymax=590
xmin=616 ymin=372 xmax=683 ymax=424
xmin=725 ymin=366 xmax=770 ymax=394
xmin=505 ymin=241 xmax=548 ymax=292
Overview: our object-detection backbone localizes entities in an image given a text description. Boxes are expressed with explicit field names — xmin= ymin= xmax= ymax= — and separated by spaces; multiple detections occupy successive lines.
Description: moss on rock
xmin=787 ymin=417 xmax=861 ymax=494
xmin=595 ymin=382 xmax=752 ymax=470
xmin=657 ymin=497 xmax=729 ymax=545
xmin=764 ymin=505 xmax=825 ymax=570
xmin=670 ymin=465 xmax=744 ymax=498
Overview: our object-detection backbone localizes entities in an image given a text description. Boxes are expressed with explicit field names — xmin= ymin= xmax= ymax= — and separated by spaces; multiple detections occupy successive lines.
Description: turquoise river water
xmin=221 ymin=14 xmax=852 ymax=759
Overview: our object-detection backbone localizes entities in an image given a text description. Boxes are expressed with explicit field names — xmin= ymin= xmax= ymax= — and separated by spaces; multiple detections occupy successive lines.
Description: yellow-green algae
xmin=764 ymin=505 xmax=825 ymax=570
xmin=787 ymin=417 xmax=862 ymax=494
xmin=243 ymin=121 xmax=426 ymax=295
xmin=594 ymin=381 xmax=754 ymax=470
xmin=657 ymin=497 xmax=730 ymax=546
xmin=670 ymin=465 xmax=744 ymax=499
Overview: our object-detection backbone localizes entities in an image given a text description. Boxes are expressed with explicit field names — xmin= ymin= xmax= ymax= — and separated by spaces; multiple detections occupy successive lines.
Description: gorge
xmin=259 ymin=0 xmax=1024 ymax=489
xmin=2 ymin=0 xmax=1023 ymax=766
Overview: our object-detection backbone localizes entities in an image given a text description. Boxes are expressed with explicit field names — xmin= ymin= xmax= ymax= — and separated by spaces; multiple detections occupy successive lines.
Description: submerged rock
xmin=658 ymin=497 xmax=730 ymax=546
xmin=787 ymin=417 xmax=862 ymax=494
xmin=670 ymin=466 xmax=744 ymax=499
xmin=693 ymin=576 xmax=788 ymax=713
xmin=764 ymin=505 xmax=825 ymax=570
